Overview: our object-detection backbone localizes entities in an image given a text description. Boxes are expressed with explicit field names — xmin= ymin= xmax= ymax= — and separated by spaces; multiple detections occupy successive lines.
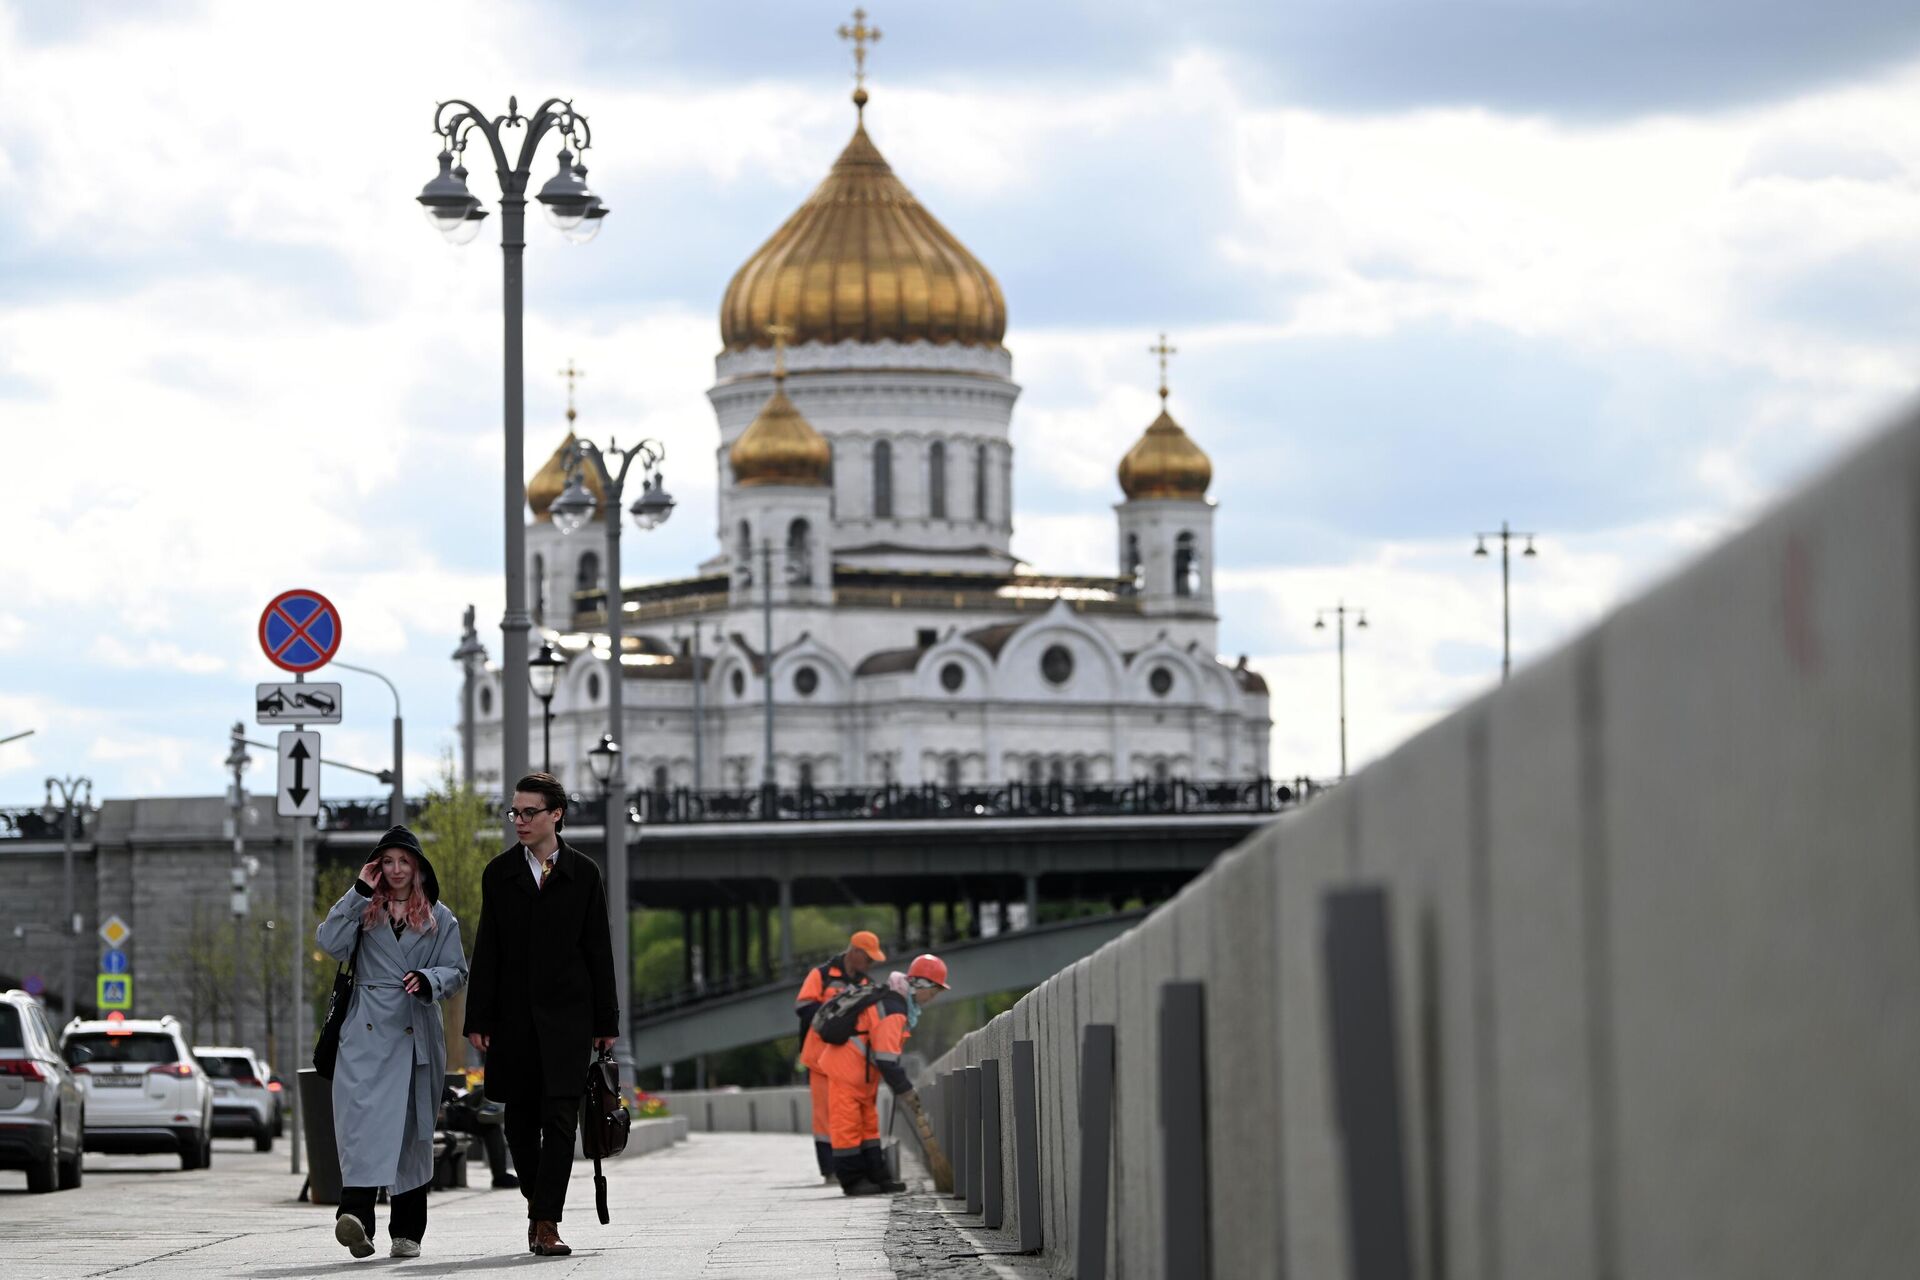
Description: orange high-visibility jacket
xmin=794 ymin=958 xmax=868 ymax=1067
xmin=815 ymin=989 xmax=914 ymax=1095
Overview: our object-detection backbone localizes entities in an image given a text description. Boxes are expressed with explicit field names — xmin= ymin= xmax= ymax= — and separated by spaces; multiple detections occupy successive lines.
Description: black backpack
xmin=811 ymin=985 xmax=884 ymax=1045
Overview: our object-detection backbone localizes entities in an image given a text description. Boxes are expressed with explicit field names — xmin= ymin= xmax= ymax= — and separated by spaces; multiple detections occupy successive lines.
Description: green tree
xmin=413 ymin=757 xmax=498 ymax=1069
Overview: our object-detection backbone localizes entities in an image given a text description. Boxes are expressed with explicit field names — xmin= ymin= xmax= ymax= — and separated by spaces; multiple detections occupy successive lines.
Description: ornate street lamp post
xmin=418 ymin=95 xmax=605 ymax=794
xmin=1314 ymin=603 xmax=1368 ymax=779
xmin=1473 ymin=521 xmax=1540 ymax=682
xmin=42 ymin=775 xmax=92 ymax=1021
xmin=550 ymin=437 xmax=674 ymax=1087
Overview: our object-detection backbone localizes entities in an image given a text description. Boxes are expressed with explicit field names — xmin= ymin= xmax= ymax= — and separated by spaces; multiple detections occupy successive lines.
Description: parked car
xmin=61 ymin=1014 xmax=213 ymax=1170
xmin=192 ymin=1045 xmax=276 ymax=1151
xmin=0 ymin=990 xmax=85 ymax=1193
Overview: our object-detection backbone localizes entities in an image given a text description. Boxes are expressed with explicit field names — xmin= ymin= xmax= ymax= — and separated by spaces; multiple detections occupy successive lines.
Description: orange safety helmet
xmin=907 ymin=954 xmax=949 ymax=989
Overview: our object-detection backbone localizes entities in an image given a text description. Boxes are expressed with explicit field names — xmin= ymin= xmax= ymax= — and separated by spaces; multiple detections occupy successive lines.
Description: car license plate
xmin=95 ymin=1074 xmax=142 ymax=1088
xmin=213 ymin=1081 xmax=235 ymax=1091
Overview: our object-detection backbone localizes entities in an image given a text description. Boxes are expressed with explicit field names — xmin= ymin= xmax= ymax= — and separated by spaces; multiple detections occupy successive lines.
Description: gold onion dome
xmin=528 ymin=431 xmax=607 ymax=522
xmin=730 ymin=373 xmax=833 ymax=488
xmin=719 ymin=110 xmax=1008 ymax=351
xmin=1118 ymin=407 xmax=1213 ymax=501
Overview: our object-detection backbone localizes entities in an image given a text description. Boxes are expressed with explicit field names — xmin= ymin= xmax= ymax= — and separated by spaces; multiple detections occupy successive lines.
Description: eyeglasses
xmin=504 ymin=806 xmax=551 ymax=823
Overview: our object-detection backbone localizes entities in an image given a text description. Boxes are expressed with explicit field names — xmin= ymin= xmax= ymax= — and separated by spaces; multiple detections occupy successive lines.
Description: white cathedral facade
xmin=468 ymin=86 xmax=1270 ymax=797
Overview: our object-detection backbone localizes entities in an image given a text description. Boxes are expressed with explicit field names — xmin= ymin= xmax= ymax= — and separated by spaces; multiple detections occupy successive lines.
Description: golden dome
xmin=1118 ymin=405 xmax=1213 ymax=501
xmin=719 ymin=116 xmax=1007 ymax=351
xmin=729 ymin=377 xmax=833 ymax=487
xmin=527 ymin=432 xmax=606 ymax=522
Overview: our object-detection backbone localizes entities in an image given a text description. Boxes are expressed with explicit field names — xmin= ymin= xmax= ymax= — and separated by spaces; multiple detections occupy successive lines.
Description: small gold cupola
xmin=528 ymin=361 xmax=608 ymax=520
xmin=1117 ymin=334 xmax=1212 ymax=501
xmin=729 ymin=325 xmax=833 ymax=487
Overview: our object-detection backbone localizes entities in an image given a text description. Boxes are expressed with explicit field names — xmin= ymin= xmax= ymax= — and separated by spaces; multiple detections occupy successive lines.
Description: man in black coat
xmin=463 ymin=772 xmax=618 ymax=1258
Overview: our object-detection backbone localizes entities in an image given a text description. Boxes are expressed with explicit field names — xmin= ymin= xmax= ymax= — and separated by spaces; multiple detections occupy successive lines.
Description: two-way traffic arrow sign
xmin=277 ymin=730 xmax=321 ymax=818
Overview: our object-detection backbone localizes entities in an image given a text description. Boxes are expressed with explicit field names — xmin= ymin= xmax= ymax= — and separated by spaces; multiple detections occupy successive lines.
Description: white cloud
xmin=2 ymin=6 xmax=1914 ymax=801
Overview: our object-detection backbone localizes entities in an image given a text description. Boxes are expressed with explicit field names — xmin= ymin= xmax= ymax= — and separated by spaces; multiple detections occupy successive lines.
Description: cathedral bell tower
xmin=728 ymin=325 xmax=833 ymax=607
xmin=1115 ymin=335 xmax=1215 ymax=617
xmin=525 ymin=361 xmax=606 ymax=631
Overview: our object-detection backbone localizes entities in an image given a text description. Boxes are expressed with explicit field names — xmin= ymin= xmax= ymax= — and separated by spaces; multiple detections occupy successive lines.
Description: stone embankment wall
xmin=915 ymin=406 xmax=1920 ymax=1278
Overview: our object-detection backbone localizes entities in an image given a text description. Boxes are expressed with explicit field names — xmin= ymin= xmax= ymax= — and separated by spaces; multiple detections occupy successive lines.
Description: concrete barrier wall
xmin=914 ymin=407 xmax=1920 ymax=1279
xmin=656 ymin=1087 xmax=811 ymax=1134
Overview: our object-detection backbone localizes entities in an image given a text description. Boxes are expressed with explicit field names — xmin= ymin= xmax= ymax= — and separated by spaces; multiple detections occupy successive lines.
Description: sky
xmin=2 ymin=0 xmax=1918 ymax=803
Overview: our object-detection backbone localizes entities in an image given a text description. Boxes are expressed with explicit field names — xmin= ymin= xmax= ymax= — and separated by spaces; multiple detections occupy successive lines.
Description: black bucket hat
xmin=370 ymin=826 xmax=440 ymax=905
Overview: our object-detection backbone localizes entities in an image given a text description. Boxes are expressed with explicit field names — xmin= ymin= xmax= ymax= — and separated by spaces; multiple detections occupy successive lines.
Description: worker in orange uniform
xmin=793 ymin=931 xmax=882 ymax=1181
xmin=815 ymin=953 xmax=949 ymax=1196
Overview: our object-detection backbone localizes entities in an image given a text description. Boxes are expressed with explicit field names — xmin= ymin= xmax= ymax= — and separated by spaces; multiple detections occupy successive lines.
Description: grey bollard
xmin=1159 ymin=982 xmax=1211 ymax=1279
xmin=297 ymin=1068 xmax=342 ymax=1205
xmin=1075 ymin=1024 xmax=1117 ymax=1280
xmin=1012 ymin=1040 xmax=1044 ymax=1252
xmin=964 ymin=1065 xmax=984 ymax=1214
xmin=946 ymin=1071 xmax=967 ymax=1199
xmin=1324 ymin=887 xmax=1414 ymax=1280
xmin=981 ymin=1058 xmax=1005 ymax=1229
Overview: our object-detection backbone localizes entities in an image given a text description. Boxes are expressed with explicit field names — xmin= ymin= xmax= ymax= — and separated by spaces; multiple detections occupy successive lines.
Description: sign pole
xmin=289 ymin=670 xmax=305 ymax=1177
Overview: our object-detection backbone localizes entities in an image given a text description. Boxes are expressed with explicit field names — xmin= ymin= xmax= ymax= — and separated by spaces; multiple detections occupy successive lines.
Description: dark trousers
xmin=504 ymin=1095 xmax=579 ymax=1222
xmin=338 ymin=1183 xmax=428 ymax=1242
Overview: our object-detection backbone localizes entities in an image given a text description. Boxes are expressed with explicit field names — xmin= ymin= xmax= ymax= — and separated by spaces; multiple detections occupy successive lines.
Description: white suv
xmin=192 ymin=1045 xmax=276 ymax=1152
xmin=61 ymin=1016 xmax=214 ymax=1170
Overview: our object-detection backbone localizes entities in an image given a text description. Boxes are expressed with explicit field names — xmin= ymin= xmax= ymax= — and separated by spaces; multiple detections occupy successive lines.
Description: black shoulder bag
xmin=312 ymin=927 xmax=365 ymax=1080
xmin=580 ymin=1046 xmax=632 ymax=1224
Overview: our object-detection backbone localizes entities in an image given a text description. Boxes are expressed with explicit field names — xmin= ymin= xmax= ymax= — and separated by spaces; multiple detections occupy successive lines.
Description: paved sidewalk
xmin=0 ymin=1133 xmax=896 ymax=1278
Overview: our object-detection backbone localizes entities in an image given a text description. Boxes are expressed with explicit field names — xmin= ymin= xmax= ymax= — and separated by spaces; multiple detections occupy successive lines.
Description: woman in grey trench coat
xmin=315 ymin=826 xmax=466 ymax=1260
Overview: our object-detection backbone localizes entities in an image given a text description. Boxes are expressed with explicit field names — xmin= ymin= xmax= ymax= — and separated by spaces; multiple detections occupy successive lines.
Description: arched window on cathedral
xmin=1025 ymin=757 xmax=1043 ymax=786
xmin=533 ymin=553 xmax=546 ymax=624
xmin=1123 ymin=534 xmax=1141 ymax=595
xmin=1174 ymin=532 xmax=1197 ymax=598
xmin=737 ymin=520 xmax=753 ymax=584
xmin=576 ymin=551 xmax=601 ymax=601
xmin=652 ymin=764 xmax=669 ymax=795
xmin=787 ymin=518 xmax=812 ymax=585
xmin=974 ymin=444 xmax=989 ymax=522
xmin=928 ymin=441 xmax=947 ymax=519
xmin=798 ymin=760 xmax=815 ymax=791
xmin=872 ymin=440 xmax=893 ymax=518
xmin=943 ymin=755 xmax=962 ymax=789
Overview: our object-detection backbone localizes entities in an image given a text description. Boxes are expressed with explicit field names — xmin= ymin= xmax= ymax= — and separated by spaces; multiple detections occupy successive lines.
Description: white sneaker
xmin=390 ymin=1238 xmax=421 ymax=1258
xmin=334 ymin=1215 xmax=374 ymax=1259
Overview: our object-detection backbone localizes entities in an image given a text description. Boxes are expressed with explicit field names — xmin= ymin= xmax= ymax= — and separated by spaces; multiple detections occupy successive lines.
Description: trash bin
xmin=298 ymin=1068 xmax=342 ymax=1205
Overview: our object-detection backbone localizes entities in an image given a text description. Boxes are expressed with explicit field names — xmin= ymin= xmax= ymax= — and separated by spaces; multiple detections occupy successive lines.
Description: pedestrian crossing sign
xmin=97 ymin=975 xmax=132 ymax=1010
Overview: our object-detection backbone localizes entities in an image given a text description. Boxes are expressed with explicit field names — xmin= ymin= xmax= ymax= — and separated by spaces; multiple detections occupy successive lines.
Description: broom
xmin=896 ymin=1091 xmax=954 ymax=1193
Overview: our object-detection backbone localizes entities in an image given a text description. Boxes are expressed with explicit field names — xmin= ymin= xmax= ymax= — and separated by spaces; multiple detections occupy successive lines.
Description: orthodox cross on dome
xmin=1149 ymin=333 xmax=1177 ymax=402
xmin=839 ymin=8 xmax=882 ymax=111
xmin=559 ymin=359 xmax=585 ymax=423
xmin=766 ymin=322 xmax=794 ymax=380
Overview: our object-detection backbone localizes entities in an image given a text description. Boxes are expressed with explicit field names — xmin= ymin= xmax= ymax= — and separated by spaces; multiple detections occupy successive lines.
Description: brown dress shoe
xmin=530 ymin=1221 xmax=571 ymax=1256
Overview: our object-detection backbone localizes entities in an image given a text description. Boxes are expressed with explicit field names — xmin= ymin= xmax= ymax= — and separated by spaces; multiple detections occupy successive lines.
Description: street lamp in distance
xmin=528 ymin=641 xmax=566 ymax=774
xmin=1314 ymin=604 xmax=1368 ymax=779
xmin=552 ymin=428 xmax=672 ymax=1093
xmin=1472 ymin=521 xmax=1540 ymax=682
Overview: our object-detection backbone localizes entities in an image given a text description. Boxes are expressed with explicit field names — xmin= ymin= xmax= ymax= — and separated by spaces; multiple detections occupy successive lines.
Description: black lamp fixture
xmin=587 ymin=732 xmax=620 ymax=794
xmin=528 ymin=641 xmax=566 ymax=772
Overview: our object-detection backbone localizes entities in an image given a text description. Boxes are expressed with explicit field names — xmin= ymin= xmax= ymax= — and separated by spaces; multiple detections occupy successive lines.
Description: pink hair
xmin=361 ymin=850 xmax=436 ymax=934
